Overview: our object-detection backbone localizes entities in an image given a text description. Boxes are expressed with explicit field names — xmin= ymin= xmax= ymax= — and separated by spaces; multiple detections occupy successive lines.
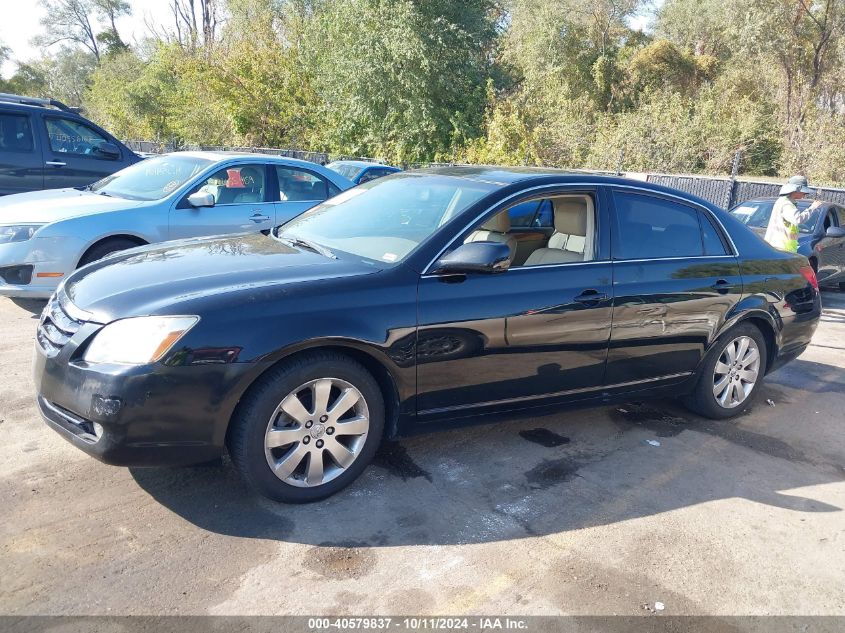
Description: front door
xmin=415 ymin=188 xmax=614 ymax=419
xmin=0 ymin=112 xmax=43 ymax=195
xmin=606 ymin=189 xmax=743 ymax=385
xmin=816 ymin=206 xmax=845 ymax=284
xmin=40 ymin=116 xmax=122 ymax=189
xmin=170 ymin=163 xmax=275 ymax=239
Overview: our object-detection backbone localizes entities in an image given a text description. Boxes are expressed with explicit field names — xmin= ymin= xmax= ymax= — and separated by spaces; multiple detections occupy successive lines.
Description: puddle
xmin=519 ymin=428 xmax=571 ymax=447
xmin=372 ymin=442 xmax=432 ymax=482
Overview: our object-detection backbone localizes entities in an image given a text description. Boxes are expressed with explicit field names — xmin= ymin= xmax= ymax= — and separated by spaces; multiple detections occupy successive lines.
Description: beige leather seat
xmin=524 ymin=199 xmax=588 ymax=265
xmin=465 ymin=211 xmax=517 ymax=261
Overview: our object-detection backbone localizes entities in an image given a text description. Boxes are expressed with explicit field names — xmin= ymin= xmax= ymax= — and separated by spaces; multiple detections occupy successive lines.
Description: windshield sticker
xmin=382 ymin=253 xmax=398 ymax=262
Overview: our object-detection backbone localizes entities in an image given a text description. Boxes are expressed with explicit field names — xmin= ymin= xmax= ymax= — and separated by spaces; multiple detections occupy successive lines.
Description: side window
xmin=507 ymin=201 xmax=540 ymax=227
xmin=613 ymin=192 xmax=705 ymax=259
xmin=276 ymin=166 xmax=330 ymax=202
xmin=535 ymin=199 xmax=554 ymax=227
xmin=45 ymin=117 xmax=108 ymax=156
xmin=836 ymin=206 xmax=845 ymax=226
xmin=701 ymin=213 xmax=730 ymax=256
xmin=0 ymin=114 xmax=34 ymax=152
xmin=193 ymin=164 xmax=266 ymax=205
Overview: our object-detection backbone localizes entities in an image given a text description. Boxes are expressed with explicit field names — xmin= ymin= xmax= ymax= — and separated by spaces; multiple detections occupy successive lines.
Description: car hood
xmin=0 ymin=188 xmax=145 ymax=224
xmin=63 ymin=233 xmax=378 ymax=322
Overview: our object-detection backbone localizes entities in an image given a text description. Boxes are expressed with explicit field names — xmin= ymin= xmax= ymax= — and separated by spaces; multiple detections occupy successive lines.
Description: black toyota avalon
xmin=34 ymin=167 xmax=821 ymax=502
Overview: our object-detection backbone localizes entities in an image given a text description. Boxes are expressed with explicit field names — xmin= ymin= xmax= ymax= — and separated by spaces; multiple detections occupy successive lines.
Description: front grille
xmin=37 ymin=294 xmax=85 ymax=356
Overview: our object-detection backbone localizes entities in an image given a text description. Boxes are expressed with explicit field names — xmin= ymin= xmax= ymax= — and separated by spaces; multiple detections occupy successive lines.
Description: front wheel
xmin=683 ymin=323 xmax=767 ymax=419
xmin=227 ymin=352 xmax=384 ymax=503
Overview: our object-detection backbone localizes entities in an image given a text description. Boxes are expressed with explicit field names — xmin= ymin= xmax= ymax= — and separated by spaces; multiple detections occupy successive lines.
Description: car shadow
xmin=9 ymin=297 xmax=47 ymax=318
xmin=130 ymin=384 xmax=844 ymax=547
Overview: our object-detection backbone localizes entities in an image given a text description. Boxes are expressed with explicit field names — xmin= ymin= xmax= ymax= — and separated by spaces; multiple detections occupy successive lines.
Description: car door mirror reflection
xmin=433 ymin=242 xmax=511 ymax=275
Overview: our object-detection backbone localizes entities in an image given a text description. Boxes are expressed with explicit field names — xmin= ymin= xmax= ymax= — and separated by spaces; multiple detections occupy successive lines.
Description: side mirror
xmin=825 ymin=226 xmax=845 ymax=239
xmin=187 ymin=192 xmax=215 ymax=208
xmin=94 ymin=141 xmax=120 ymax=159
xmin=433 ymin=242 xmax=511 ymax=275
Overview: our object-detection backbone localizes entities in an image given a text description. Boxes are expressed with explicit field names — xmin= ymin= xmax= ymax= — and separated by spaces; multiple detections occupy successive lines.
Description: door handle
xmin=573 ymin=289 xmax=608 ymax=304
xmin=711 ymin=279 xmax=734 ymax=293
xmin=249 ymin=212 xmax=271 ymax=223
xmin=45 ymin=161 xmax=66 ymax=167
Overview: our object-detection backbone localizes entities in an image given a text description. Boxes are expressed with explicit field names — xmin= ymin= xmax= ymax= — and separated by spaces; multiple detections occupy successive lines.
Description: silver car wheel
xmin=264 ymin=377 xmax=370 ymax=488
xmin=712 ymin=335 xmax=760 ymax=409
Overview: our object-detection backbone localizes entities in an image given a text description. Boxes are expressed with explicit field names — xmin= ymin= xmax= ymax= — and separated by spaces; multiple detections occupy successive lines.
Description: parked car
xmin=0 ymin=93 xmax=141 ymax=196
xmin=0 ymin=151 xmax=353 ymax=298
xmin=326 ymin=159 xmax=401 ymax=184
xmin=34 ymin=167 xmax=821 ymax=502
xmin=730 ymin=197 xmax=845 ymax=289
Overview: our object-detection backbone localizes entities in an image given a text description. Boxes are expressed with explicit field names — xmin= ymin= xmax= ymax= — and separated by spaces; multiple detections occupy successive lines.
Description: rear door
xmin=606 ymin=189 xmax=743 ymax=385
xmin=0 ymin=111 xmax=43 ymax=195
xmin=273 ymin=165 xmax=337 ymax=226
xmin=40 ymin=116 xmax=124 ymax=189
xmin=170 ymin=163 xmax=275 ymax=239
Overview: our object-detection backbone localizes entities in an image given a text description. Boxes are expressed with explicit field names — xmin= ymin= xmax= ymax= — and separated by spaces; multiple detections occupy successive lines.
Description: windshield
xmin=326 ymin=162 xmax=365 ymax=180
xmin=731 ymin=200 xmax=819 ymax=234
xmin=278 ymin=174 xmax=494 ymax=264
xmin=90 ymin=155 xmax=214 ymax=201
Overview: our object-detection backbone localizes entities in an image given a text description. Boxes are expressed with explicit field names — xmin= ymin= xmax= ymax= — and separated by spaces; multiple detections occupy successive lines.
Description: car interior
xmin=463 ymin=194 xmax=596 ymax=267
xmin=199 ymin=166 xmax=265 ymax=204
xmin=278 ymin=168 xmax=328 ymax=202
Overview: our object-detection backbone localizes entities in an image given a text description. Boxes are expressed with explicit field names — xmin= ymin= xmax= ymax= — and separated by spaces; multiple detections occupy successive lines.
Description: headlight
xmin=0 ymin=225 xmax=42 ymax=244
xmin=83 ymin=316 xmax=199 ymax=365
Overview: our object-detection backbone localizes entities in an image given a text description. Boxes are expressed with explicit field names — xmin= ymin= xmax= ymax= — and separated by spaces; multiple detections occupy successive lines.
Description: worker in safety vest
xmin=763 ymin=175 xmax=820 ymax=252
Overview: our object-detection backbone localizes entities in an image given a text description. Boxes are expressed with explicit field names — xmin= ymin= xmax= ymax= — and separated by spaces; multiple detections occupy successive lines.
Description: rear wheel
xmin=683 ymin=323 xmax=767 ymax=419
xmin=78 ymin=238 xmax=142 ymax=267
xmin=228 ymin=352 xmax=384 ymax=503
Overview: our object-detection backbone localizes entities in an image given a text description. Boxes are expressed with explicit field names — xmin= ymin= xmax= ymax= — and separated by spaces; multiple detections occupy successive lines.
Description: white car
xmin=0 ymin=151 xmax=353 ymax=298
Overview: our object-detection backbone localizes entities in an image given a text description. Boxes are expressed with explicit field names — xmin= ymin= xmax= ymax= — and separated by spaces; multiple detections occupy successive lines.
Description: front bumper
xmin=0 ymin=235 xmax=82 ymax=298
xmin=33 ymin=319 xmax=258 ymax=467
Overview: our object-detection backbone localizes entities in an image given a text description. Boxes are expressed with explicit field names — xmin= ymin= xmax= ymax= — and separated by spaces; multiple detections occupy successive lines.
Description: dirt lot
xmin=1 ymin=291 xmax=844 ymax=616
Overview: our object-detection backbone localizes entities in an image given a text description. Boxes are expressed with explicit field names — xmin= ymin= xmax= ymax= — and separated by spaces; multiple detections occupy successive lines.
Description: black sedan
xmin=34 ymin=168 xmax=821 ymax=502
xmin=730 ymin=197 xmax=845 ymax=289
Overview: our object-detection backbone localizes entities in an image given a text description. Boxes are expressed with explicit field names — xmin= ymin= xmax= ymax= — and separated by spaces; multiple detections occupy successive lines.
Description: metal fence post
xmin=724 ymin=149 xmax=742 ymax=209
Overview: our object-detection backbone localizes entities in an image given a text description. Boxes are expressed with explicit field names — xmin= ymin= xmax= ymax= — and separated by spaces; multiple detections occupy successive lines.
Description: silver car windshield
xmin=89 ymin=155 xmax=214 ymax=201
xmin=278 ymin=174 xmax=494 ymax=264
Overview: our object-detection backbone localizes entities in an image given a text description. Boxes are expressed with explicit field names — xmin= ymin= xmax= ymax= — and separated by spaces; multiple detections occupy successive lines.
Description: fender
xmin=223 ymin=335 xmax=411 ymax=442
xmin=699 ymin=293 xmax=781 ymax=375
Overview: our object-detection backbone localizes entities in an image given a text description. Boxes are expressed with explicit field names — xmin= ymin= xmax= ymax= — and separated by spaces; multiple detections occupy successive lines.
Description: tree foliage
xmin=3 ymin=0 xmax=845 ymax=181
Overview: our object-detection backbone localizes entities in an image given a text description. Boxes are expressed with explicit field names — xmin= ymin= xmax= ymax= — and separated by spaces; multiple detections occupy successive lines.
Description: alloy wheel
xmin=264 ymin=377 xmax=370 ymax=487
xmin=712 ymin=335 xmax=761 ymax=409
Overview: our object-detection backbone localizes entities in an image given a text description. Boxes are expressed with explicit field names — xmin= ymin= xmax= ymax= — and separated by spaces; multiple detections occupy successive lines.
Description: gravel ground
xmin=1 ymin=291 xmax=844 ymax=616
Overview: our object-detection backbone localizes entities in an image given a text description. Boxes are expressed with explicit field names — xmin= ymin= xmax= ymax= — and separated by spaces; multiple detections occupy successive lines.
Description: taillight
xmin=799 ymin=265 xmax=819 ymax=290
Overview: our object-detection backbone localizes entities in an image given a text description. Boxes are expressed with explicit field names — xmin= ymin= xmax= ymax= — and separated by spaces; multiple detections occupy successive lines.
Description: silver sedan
xmin=0 ymin=151 xmax=353 ymax=298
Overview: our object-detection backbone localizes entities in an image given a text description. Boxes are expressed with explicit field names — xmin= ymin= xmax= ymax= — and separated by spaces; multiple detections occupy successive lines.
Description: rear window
xmin=613 ymin=191 xmax=728 ymax=259
xmin=0 ymin=113 xmax=34 ymax=152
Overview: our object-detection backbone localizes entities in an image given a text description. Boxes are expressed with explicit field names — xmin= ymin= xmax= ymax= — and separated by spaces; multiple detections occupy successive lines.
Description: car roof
xmin=733 ymin=197 xmax=832 ymax=209
xmin=0 ymin=100 xmax=84 ymax=118
xmin=406 ymin=165 xmax=715 ymax=202
xmin=160 ymin=150 xmax=324 ymax=169
xmin=329 ymin=159 xmax=392 ymax=168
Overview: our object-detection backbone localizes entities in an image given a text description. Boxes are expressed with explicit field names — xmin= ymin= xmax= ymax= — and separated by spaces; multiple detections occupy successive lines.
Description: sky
xmin=0 ymin=0 xmax=174 ymax=76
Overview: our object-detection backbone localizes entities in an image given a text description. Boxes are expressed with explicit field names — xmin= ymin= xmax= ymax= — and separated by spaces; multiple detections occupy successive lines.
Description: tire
xmin=227 ymin=351 xmax=384 ymax=503
xmin=78 ymin=238 xmax=142 ymax=267
xmin=682 ymin=322 xmax=768 ymax=420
